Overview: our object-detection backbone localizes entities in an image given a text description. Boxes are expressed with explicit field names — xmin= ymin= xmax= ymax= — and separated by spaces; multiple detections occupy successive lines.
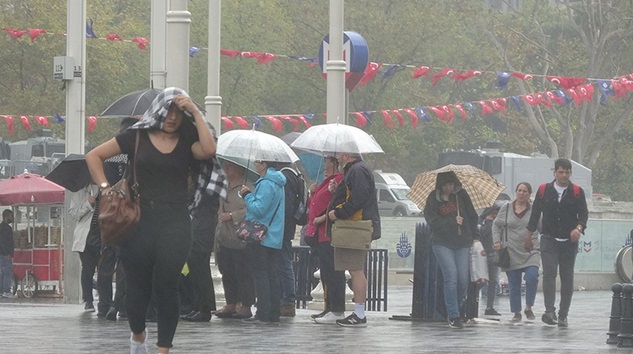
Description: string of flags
xmin=3 ymin=21 xmax=633 ymax=135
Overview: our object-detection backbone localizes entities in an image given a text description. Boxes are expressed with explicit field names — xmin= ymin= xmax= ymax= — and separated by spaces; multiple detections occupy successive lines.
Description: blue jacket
xmin=244 ymin=167 xmax=286 ymax=249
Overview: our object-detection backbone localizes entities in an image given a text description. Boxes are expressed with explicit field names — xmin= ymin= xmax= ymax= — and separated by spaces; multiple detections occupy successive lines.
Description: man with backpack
xmin=525 ymin=158 xmax=588 ymax=328
xmin=276 ymin=163 xmax=308 ymax=317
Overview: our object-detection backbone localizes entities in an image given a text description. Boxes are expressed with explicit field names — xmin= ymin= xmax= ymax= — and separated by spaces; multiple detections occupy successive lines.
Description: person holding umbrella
xmin=239 ymin=159 xmax=286 ymax=325
xmin=423 ymin=171 xmax=480 ymax=329
xmin=86 ymin=87 xmax=217 ymax=354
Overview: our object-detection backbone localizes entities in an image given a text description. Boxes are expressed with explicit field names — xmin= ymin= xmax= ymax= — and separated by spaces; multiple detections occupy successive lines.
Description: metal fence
xmin=291 ymin=246 xmax=388 ymax=311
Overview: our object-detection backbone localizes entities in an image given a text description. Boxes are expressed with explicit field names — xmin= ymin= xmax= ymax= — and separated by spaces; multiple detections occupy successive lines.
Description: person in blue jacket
xmin=239 ymin=159 xmax=286 ymax=324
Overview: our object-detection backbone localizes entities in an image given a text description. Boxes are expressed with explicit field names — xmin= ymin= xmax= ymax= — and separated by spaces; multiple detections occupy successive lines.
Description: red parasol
xmin=0 ymin=173 xmax=65 ymax=205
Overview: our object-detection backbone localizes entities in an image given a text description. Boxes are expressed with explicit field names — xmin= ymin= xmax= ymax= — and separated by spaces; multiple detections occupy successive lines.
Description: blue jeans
xmin=506 ymin=266 xmax=539 ymax=313
xmin=0 ymin=256 xmax=13 ymax=293
xmin=278 ymin=238 xmax=296 ymax=306
xmin=432 ymin=245 xmax=470 ymax=319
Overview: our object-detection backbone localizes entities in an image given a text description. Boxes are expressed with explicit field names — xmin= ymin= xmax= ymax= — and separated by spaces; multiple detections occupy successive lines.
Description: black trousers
xmin=216 ymin=246 xmax=255 ymax=306
xmin=246 ymin=243 xmax=281 ymax=322
xmin=120 ymin=201 xmax=192 ymax=349
xmin=96 ymin=247 xmax=118 ymax=313
xmin=78 ymin=247 xmax=99 ymax=303
xmin=316 ymin=242 xmax=346 ymax=313
xmin=187 ymin=248 xmax=216 ymax=313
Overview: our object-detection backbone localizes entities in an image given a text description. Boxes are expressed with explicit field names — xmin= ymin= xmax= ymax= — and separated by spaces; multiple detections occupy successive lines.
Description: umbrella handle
xmin=456 ymin=195 xmax=462 ymax=235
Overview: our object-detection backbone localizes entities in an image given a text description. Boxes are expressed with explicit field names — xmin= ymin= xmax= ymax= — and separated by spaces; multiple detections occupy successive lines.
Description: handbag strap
xmin=267 ymin=198 xmax=282 ymax=227
xmin=131 ymin=131 xmax=140 ymax=193
xmin=503 ymin=203 xmax=509 ymax=243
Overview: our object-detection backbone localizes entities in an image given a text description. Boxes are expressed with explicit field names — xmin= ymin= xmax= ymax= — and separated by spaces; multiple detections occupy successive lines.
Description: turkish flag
xmin=279 ymin=115 xmax=298 ymax=131
xmin=380 ymin=110 xmax=393 ymax=130
xmin=132 ymin=37 xmax=149 ymax=50
xmin=402 ymin=108 xmax=419 ymax=127
xmin=390 ymin=110 xmax=404 ymax=127
xmin=263 ymin=116 xmax=282 ymax=132
xmin=86 ymin=116 xmax=97 ymax=132
xmin=3 ymin=116 xmax=15 ymax=135
xmin=453 ymin=104 xmax=467 ymax=121
xmin=221 ymin=117 xmax=235 ymax=130
xmin=431 ymin=68 xmax=455 ymax=87
xmin=297 ymin=115 xmax=312 ymax=129
xmin=352 ymin=112 xmax=367 ymax=128
xmin=34 ymin=116 xmax=49 ymax=126
xmin=411 ymin=66 xmax=431 ymax=79
xmin=28 ymin=28 xmax=46 ymax=42
xmin=4 ymin=28 xmax=27 ymax=39
xmin=232 ymin=116 xmax=249 ymax=130
xmin=19 ymin=116 xmax=31 ymax=131
xmin=106 ymin=33 xmax=123 ymax=41
xmin=489 ymin=99 xmax=507 ymax=113
xmin=477 ymin=101 xmax=494 ymax=115
xmin=359 ymin=62 xmax=382 ymax=87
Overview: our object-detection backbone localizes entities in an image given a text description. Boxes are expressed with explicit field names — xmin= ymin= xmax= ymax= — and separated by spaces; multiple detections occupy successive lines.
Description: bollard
xmin=607 ymin=283 xmax=623 ymax=344
xmin=618 ymin=284 xmax=633 ymax=347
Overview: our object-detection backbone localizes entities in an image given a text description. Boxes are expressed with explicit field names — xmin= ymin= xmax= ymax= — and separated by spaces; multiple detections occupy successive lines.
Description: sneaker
xmin=311 ymin=310 xmax=328 ymax=319
xmin=448 ymin=317 xmax=463 ymax=329
xmin=524 ymin=309 xmax=535 ymax=320
xmin=129 ymin=331 xmax=147 ymax=354
xmin=484 ymin=308 xmax=501 ymax=316
xmin=84 ymin=302 xmax=95 ymax=312
xmin=541 ymin=311 xmax=558 ymax=325
xmin=510 ymin=313 xmax=522 ymax=322
xmin=2 ymin=292 xmax=15 ymax=298
xmin=314 ymin=312 xmax=345 ymax=324
xmin=557 ymin=316 xmax=568 ymax=328
xmin=106 ymin=307 xmax=118 ymax=321
xmin=336 ymin=313 xmax=367 ymax=328
xmin=280 ymin=304 xmax=296 ymax=317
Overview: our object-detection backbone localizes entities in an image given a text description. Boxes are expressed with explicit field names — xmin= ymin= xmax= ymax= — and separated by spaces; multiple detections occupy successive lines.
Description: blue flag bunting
xmin=303 ymin=114 xmax=315 ymax=120
xmin=464 ymin=102 xmax=477 ymax=117
xmin=511 ymin=96 xmax=522 ymax=112
xmin=597 ymin=80 xmax=615 ymax=105
xmin=53 ymin=113 xmax=65 ymax=123
xmin=381 ymin=65 xmax=398 ymax=85
xmin=362 ymin=111 xmax=373 ymax=126
xmin=189 ymin=46 xmax=201 ymax=57
xmin=415 ymin=107 xmax=430 ymax=122
xmin=555 ymin=89 xmax=571 ymax=104
xmin=248 ymin=115 xmax=263 ymax=128
xmin=86 ymin=18 xmax=97 ymax=38
xmin=496 ymin=72 xmax=511 ymax=90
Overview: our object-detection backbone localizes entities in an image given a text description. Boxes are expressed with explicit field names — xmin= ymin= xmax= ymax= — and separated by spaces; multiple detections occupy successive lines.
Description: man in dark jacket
xmin=0 ymin=209 xmax=14 ymax=297
xmin=526 ymin=158 xmax=588 ymax=328
xmin=277 ymin=164 xmax=301 ymax=317
xmin=328 ymin=152 xmax=381 ymax=327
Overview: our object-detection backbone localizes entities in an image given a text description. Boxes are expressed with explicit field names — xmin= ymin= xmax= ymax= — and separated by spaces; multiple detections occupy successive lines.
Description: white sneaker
xmin=314 ymin=312 xmax=345 ymax=324
xmin=2 ymin=292 xmax=14 ymax=298
xmin=130 ymin=331 xmax=148 ymax=354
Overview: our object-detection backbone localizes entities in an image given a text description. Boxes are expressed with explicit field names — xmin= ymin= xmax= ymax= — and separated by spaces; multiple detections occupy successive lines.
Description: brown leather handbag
xmin=99 ymin=131 xmax=140 ymax=246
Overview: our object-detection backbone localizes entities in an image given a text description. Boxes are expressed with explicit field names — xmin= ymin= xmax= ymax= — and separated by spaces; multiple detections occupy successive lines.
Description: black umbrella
xmin=45 ymin=154 xmax=127 ymax=192
xmin=101 ymin=88 xmax=205 ymax=117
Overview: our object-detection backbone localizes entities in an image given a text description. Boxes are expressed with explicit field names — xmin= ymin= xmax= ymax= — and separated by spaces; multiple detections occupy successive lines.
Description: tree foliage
xmin=0 ymin=0 xmax=632 ymax=199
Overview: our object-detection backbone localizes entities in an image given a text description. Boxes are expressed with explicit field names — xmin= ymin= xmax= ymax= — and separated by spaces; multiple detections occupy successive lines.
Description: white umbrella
xmin=217 ymin=129 xmax=299 ymax=166
xmin=290 ymin=123 xmax=384 ymax=155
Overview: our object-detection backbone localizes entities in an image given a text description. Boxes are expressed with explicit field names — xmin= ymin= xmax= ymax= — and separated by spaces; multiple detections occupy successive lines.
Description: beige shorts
xmin=333 ymin=247 xmax=367 ymax=271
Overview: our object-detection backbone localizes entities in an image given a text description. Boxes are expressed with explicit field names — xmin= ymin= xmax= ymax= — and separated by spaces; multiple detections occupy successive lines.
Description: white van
xmin=373 ymin=172 xmax=421 ymax=217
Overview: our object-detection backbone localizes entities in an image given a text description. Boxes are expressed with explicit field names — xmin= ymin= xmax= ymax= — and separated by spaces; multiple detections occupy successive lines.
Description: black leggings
xmin=120 ymin=200 xmax=192 ymax=349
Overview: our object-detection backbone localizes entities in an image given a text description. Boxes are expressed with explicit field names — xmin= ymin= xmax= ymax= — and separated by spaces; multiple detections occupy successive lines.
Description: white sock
xmin=354 ymin=303 xmax=365 ymax=319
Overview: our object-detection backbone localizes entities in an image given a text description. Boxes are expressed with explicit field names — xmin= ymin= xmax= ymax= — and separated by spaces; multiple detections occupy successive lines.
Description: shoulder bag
xmin=236 ymin=198 xmax=281 ymax=245
xmin=495 ymin=203 xmax=511 ymax=268
xmin=99 ymin=131 xmax=141 ymax=246
xmin=330 ymin=219 xmax=373 ymax=250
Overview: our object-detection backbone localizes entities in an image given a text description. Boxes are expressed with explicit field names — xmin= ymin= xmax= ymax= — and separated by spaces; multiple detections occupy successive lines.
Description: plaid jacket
xmin=129 ymin=87 xmax=227 ymax=212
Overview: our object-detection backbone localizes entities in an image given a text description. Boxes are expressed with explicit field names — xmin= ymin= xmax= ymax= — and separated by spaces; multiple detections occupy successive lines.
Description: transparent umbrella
xmin=290 ymin=123 xmax=383 ymax=155
xmin=217 ymin=129 xmax=299 ymax=171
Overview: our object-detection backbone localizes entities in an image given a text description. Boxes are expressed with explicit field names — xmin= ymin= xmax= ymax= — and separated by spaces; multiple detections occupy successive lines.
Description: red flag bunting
xmin=452 ymin=69 xmax=482 ymax=82
xmin=522 ymin=94 xmax=540 ymax=106
xmin=390 ymin=110 xmax=404 ymax=127
xmin=546 ymin=91 xmax=564 ymax=105
xmin=453 ymin=104 xmax=467 ymax=121
xmin=489 ymin=98 xmax=507 ymax=113
xmin=257 ymin=53 xmax=277 ymax=64
xmin=512 ymin=72 xmax=534 ymax=80
xmin=546 ymin=76 xmax=587 ymax=90
xmin=428 ymin=106 xmax=446 ymax=121
xmin=360 ymin=62 xmax=382 ymax=87
xmin=297 ymin=115 xmax=312 ymax=129
xmin=34 ymin=115 xmax=49 ymax=126
xmin=477 ymin=101 xmax=494 ymax=115
xmin=4 ymin=28 xmax=27 ymax=39
xmin=352 ymin=112 xmax=367 ymax=128
xmin=411 ymin=66 xmax=431 ymax=79
xmin=279 ymin=115 xmax=298 ymax=131
xmin=534 ymin=93 xmax=553 ymax=107
xmin=132 ymin=37 xmax=149 ymax=50
xmin=263 ymin=116 xmax=282 ymax=132
xmin=232 ymin=116 xmax=249 ymax=130
xmin=380 ymin=110 xmax=393 ymax=130
xmin=106 ymin=33 xmax=123 ymax=41
xmin=19 ymin=115 xmax=31 ymax=131
xmin=2 ymin=116 xmax=15 ymax=135
xmin=220 ymin=49 xmax=241 ymax=58
xmin=402 ymin=108 xmax=419 ymax=127
xmin=220 ymin=117 xmax=235 ymax=130
xmin=431 ymin=68 xmax=456 ymax=87
xmin=86 ymin=116 xmax=97 ymax=132
xmin=28 ymin=28 xmax=46 ymax=42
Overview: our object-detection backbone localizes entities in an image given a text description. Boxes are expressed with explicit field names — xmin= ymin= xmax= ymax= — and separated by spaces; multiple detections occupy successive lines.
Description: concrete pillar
xmin=150 ymin=0 xmax=168 ymax=90
xmin=166 ymin=0 xmax=191 ymax=90
xmin=205 ymin=0 xmax=222 ymax=133
xmin=326 ymin=0 xmax=346 ymax=124
xmin=63 ymin=0 xmax=87 ymax=304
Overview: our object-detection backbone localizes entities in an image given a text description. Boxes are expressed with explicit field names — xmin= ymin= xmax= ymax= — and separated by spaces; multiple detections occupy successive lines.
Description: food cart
xmin=0 ymin=173 xmax=65 ymax=298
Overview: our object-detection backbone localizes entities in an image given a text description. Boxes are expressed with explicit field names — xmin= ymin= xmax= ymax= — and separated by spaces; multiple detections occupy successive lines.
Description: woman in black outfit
xmin=87 ymin=87 xmax=216 ymax=354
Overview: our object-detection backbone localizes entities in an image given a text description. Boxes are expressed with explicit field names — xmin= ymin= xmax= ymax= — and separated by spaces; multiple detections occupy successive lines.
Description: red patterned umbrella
xmin=0 ymin=173 xmax=65 ymax=205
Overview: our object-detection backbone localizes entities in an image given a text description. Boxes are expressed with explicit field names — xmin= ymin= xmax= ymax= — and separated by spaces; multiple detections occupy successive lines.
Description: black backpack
xmin=281 ymin=167 xmax=308 ymax=226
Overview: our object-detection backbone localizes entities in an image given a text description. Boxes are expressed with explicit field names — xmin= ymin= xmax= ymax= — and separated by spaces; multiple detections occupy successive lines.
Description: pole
xmin=166 ymin=0 xmax=191 ymax=90
xmin=205 ymin=0 xmax=222 ymax=133
xmin=150 ymin=0 xmax=168 ymax=90
xmin=326 ymin=0 xmax=346 ymax=125
xmin=63 ymin=0 xmax=87 ymax=304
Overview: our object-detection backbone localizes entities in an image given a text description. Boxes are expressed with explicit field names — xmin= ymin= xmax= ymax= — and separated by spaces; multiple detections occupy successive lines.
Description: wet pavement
xmin=0 ymin=286 xmax=620 ymax=353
